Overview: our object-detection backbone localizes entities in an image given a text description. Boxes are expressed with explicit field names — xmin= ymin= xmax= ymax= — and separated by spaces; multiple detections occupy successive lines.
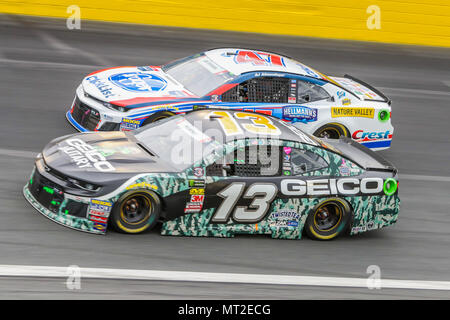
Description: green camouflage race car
xmin=24 ymin=109 xmax=400 ymax=240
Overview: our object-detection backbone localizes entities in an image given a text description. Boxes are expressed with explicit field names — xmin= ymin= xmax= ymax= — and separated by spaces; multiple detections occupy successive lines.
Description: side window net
xmin=222 ymin=77 xmax=290 ymax=103
xmin=297 ymin=81 xmax=330 ymax=103
xmin=206 ymin=146 xmax=281 ymax=177
xmin=290 ymin=148 xmax=328 ymax=175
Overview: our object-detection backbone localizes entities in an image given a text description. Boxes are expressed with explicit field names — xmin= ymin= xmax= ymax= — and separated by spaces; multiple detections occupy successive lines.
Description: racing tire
xmin=313 ymin=123 xmax=349 ymax=139
xmin=110 ymin=190 xmax=161 ymax=234
xmin=142 ymin=111 xmax=176 ymax=126
xmin=305 ymin=198 xmax=351 ymax=241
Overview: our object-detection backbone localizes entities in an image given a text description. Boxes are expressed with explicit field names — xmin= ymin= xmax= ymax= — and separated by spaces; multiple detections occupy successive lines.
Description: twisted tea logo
xmin=109 ymin=72 xmax=167 ymax=92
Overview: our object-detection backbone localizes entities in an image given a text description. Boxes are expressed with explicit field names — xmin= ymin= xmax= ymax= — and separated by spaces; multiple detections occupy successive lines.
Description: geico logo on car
xmin=59 ymin=138 xmax=115 ymax=172
xmin=352 ymin=130 xmax=391 ymax=140
xmin=281 ymin=178 xmax=383 ymax=196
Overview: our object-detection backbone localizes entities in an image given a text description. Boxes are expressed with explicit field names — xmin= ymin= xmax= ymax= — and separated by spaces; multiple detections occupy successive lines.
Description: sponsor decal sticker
xmin=280 ymin=177 xmax=386 ymax=196
xmin=189 ymin=179 xmax=205 ymax=188
xmin=92 ymin=222 xmax=107 ymax=232
xmin=120 ymin=118 xmax=141 ymax=131
xmin=339 ymin=166 xmax=350 ymax=176
xmin=190 ymin=195 xmax=205 ymax=203
xmin=352 ymin=130 xmax=392 ymax=140
xmin=89 ymin=214 xmax=108 ymax=223
xmin=270 ymin=210 xmax=300 ymax=228
xmin=189 ymin=188 xmax=205 ymax=195
xmin=85 ymin=75 xmax=115 ymax=98
xmin=184 ymin=203 xmax=203 ymax=213
xmin=288 ymin=97 xmax=296 ymax=104
xmin=193 ymin=167 xmax=204 ymax=177
xmin=109 ymin=72 xmax=167 ymax=92
xmin=88 ymin=199 xmax=112 ymax=218
xmin=126 ymin=182 xmax=158 ymax=190
xmin=59 ymin=138 xmax=115 ymax=172
xmin=341 ymin=98 xmax=351 ymax=105
xmin=232 ymin=50 xmax=285 ymax=67
xmin=331 ymin=107 xmax=374 ymax=118
xmin=282 ymin=106 xmax=318 ymax=122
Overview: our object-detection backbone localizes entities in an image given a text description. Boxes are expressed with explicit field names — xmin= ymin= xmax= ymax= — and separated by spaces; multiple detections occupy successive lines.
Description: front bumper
xmin=66 ymin=85 xmax=123 ymax=132
xmin=23 ymin=167 xmax=107 ymax=235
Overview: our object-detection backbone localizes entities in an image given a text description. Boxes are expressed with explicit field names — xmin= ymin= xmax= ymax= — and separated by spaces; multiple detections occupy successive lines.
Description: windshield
xmin=133 ymin=114 xmax=223 ymax=170
xmin=162 ymin=53 xmax=235 ymax=96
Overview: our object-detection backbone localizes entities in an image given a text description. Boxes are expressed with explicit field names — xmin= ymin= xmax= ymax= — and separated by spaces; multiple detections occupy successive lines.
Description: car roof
xmin=183 ymin=109 xmax=320 ymax=146
xmin=204 ymin=48 xmax=326 ymax=79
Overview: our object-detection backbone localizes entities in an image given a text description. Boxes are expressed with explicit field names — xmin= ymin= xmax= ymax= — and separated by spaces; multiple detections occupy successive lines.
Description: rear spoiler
xmin=344 ymin=74 xmax=391 ymax=105
xmin=328 ymin=137 xmax=397 ymax=175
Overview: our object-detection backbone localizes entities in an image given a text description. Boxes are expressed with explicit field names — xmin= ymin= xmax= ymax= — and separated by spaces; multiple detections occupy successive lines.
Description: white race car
xmin=67 ymin=48 xmax=394 ymax=150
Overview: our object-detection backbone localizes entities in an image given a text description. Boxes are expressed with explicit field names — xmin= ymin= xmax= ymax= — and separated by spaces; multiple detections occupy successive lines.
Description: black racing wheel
xmin=305 ymin=198 xmax=351 ymax=240
xmin=110 ymin=190 xmax=161 ymax=234
xmin=313 ymin=123 xmax=349 ymax=139
xmin=142 ymin=111 xmax=176 ymax=126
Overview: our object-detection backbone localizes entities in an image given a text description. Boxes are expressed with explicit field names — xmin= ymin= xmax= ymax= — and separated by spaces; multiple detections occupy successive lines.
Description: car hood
xmin=82 ymin=66 xmax=196 ymax=104
xmin=42 ymin=131 xmax=177 ymax=184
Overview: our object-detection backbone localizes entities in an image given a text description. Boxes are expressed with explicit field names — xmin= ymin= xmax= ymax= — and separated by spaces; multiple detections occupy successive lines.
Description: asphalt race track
xmin=0 ymin=14 xmax=449 ymax=299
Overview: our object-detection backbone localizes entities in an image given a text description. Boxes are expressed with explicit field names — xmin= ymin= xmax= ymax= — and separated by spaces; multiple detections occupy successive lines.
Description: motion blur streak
xmin=0 ymin=16 xmax=449 ymax=299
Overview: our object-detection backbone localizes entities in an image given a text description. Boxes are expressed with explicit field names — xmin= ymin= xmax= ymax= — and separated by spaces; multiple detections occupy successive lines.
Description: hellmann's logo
xmin=331 ymin=107 xmax=374 ymax=118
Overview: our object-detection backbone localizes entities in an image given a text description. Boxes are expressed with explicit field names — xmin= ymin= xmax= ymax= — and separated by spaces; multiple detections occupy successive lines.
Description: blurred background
xmin=0 ymin=1 xmax=449 ymax=299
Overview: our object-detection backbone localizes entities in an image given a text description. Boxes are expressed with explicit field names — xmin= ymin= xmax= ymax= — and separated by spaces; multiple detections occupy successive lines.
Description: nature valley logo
xmin=331 ymin=107 xmax=374 ymax=118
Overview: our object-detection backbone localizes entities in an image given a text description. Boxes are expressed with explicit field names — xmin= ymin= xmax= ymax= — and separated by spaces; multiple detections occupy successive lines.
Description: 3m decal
xmin=190 ymin=195 xmax=205 ymax=203
xmin=126 ymin=182 xmax=158 ymax=190
xmin=331 ymin=107 xmax=374 ymax=118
